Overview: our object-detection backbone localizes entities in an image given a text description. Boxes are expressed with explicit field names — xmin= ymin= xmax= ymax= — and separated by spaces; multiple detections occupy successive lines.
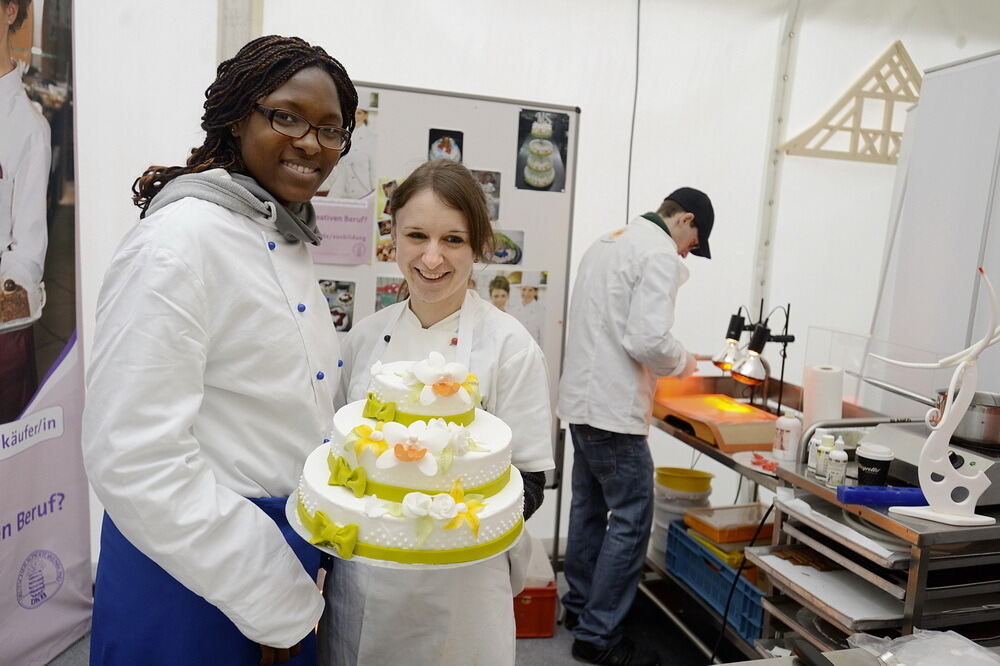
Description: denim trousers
xmin=562 ymin=423 xmax=654 ymax=647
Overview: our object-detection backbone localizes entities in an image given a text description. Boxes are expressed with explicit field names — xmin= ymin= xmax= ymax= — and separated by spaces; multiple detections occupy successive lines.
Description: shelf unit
xmin=650 ymin=377 xmax=1000 ymax=658
xmin=774 ymin=461 xmax=1000 ymax=634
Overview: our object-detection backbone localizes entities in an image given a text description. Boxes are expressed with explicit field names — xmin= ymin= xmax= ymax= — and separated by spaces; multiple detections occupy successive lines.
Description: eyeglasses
xmin=254 ymin=104 xmax=350 ymax=151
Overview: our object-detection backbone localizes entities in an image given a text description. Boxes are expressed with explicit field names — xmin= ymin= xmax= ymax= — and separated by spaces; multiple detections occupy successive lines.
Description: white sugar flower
xmin=402 ymin=492 xmax=432 ymax=518
xmin=446 ymin=422 xmax=473 ymax=454
xmin=364 ymin=495 xmax=391 ymax=518
xmin=428 ymin=493 xmax=459 ymax=520
xmin=412 ymin=352 xmax=472 ymax=407
xmin=375 ymin=420 xmax=451 ymax=476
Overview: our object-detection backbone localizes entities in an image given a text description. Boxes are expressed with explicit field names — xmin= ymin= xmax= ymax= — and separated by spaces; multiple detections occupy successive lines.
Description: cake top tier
xmin=530 ymin=111 xmax=553 ymax=139
xmin=366 ymin=352 xmax=481 ymax=423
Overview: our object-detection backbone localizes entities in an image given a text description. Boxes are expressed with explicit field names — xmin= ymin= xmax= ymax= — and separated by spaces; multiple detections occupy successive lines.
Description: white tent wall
xmin=75 ymin=0 xmax=1000 ymax=566
xmin=766 ymin=0 xmax=1000 ymax=388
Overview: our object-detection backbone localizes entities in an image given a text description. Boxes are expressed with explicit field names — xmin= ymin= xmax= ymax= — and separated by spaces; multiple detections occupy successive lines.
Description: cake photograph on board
xmin=291 ymin=352 xmax=525 ymax=568
xmin=515 ymin=109 xmax=569 ymax=191
xmin=470 ymin=169 xmax=501 ymax=221
xmin=428 ymin=128 xmax=464 ymax=163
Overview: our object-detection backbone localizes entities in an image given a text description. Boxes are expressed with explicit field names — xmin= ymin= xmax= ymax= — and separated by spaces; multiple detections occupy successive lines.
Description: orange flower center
xmin=432 ymin=380 xmax=461 ymax=397
xmin=394 ymin=443 xmax=428 ymax=461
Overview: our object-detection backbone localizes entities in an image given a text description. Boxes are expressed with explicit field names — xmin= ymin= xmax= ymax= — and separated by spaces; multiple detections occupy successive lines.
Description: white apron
xmin=321 ymin=293 xmax=522 ymax=666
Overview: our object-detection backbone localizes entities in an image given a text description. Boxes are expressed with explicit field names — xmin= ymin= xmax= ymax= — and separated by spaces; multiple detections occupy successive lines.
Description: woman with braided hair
xmin=83 ymin=35 xmax=357 ymax=666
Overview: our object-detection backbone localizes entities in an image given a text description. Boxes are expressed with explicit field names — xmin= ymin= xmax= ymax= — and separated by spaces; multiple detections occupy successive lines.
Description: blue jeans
xmin=562 ymin=424 xmax=654 ymax=647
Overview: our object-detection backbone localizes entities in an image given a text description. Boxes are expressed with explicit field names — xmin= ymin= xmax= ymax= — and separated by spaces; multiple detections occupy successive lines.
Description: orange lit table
xmin=653 ymin=392 xmax=777 ymax=452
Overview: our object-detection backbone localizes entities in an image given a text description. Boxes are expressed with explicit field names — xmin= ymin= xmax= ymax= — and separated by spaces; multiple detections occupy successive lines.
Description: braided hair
xmin=132 ymin=35 xmax=358 ymax=212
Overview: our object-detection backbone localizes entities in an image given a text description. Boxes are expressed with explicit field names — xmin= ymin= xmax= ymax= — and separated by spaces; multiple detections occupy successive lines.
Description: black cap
xmin=665 ymin=187 xmax=714 ymax=258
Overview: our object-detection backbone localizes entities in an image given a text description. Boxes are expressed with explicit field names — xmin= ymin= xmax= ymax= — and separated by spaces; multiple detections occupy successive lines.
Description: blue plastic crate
xmin=664 ymin=520 xmax=763 ymax=643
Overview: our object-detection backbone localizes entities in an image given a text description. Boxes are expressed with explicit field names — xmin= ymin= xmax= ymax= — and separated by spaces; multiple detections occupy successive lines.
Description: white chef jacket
xmin=82 ymin=196 xmax=338 ymax=647
xmin=321 ymin=290 xmax=554 ymax=666
xmin=0 ymin=64 xmax=50 ymax=293
xmin=557 ymin=216 xmax=691 ymax=435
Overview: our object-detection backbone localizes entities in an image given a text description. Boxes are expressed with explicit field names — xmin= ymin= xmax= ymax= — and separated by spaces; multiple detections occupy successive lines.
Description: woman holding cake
xmin=321 ymin=159 xmax=555 ymax=665
xmin=82 ymin=36 xmax=358 ymax=665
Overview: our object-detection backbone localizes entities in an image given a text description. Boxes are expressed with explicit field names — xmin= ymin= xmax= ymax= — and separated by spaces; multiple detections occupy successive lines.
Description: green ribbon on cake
xmin=295 ymin=501 xmax=358 ymax=559
xmin=327 ymin=452 xmax=367 ymax=498
xmin=362 ymin=393 xmax=397 ymax=421
xmin=363 ymin=393 xmax=475 ymax=427
xmin=298 ymin=494 xmax=524 ymax=565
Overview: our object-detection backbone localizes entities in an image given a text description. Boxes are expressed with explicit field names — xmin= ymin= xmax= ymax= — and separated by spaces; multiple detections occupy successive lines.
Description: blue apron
xmin=90 ymin=497 xmax=319 ymax=666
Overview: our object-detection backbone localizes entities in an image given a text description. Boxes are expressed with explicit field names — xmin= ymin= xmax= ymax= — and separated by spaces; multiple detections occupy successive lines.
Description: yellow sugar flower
xmin=350 ymin=422 xmax=388 ymax=458
xmin=443 ymin=478 xmax=485 ymax=539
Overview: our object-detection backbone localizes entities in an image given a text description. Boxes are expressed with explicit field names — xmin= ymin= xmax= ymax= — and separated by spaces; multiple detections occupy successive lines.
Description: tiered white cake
xmin=295 ymin=352 xmax=524 ymax=566
xmin=523 ymin=112 xmax=556 ymax=188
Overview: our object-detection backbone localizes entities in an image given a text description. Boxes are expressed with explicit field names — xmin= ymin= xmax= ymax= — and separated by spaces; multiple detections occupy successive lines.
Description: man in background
xmin=557 ymin=187 xmax=715 ymax=666
xmin=0 ymin=0 xmax=50 ymax=422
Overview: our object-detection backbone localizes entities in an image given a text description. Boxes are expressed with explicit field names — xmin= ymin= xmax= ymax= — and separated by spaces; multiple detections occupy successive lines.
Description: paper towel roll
xmin=803 ymin=364 xmax=843 ymax=427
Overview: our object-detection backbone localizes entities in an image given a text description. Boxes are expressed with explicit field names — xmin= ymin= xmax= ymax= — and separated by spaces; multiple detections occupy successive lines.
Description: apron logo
xmin=16 ymin=550 xmax=65 ymax=609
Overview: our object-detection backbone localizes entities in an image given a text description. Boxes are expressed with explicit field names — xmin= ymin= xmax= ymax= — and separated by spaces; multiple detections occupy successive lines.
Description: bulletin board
xmin=310 ymin=81 xmax=580 ymax=426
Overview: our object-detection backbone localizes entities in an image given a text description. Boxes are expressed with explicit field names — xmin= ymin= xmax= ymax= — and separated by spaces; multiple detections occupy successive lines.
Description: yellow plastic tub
xmin=655 ymin=467 xmax=714 ymax=493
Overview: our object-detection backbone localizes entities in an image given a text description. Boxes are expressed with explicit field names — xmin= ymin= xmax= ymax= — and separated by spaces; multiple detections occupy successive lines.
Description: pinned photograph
xmin=428 ymin=128 xmax=464 ymax=163
xmin=319 ymin=279 xmax=356 ymax=332
xmin=514 ymin=109 xmax=569 ymax=192
xmin=478 ymin=269 xmax=547 ymax=345
xmin=375 ymin=276 xmax=405 ymax=311
xmin=470 ymin=169 xmax=501 ymax=221
xmin=489 ymin=230 xmax=523 ymax=265
xmin=378 ymin=177 xmax=399 ymax=220
xmin=316 ymin=105 xmax=377 ymax=199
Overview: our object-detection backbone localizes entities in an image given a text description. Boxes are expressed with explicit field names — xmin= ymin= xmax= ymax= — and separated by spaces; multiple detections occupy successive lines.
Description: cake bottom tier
xmin=296 ymin=444 xmax=525 ymax=567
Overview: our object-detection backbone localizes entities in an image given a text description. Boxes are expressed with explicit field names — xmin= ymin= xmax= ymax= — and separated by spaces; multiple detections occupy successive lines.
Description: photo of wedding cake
xmin=522 ymin=112 xmax=556 ymax=189
xmin=293 ymin=352 xmax=524 ymax=567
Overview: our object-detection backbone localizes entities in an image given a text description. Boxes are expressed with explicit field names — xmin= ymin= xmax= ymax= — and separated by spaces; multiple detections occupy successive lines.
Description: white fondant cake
xmin=530 ymin=119 xmax=553 ymax=138
xmin=524 ymin=138 xmax=556 ymax=189
xmin=429 ymin=136 xmax=462 ymax=162
xmin=296 ymin=352 xmax=524 ymax=566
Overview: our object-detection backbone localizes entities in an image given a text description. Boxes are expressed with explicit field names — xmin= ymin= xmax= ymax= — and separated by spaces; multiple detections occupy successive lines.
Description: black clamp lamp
xmin=713 ymin=303 xmax=795 ymax=414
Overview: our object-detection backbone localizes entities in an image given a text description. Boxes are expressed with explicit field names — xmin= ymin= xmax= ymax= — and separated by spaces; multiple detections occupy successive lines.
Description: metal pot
xmin=862 ymin=376 xmax=1000 ymax=448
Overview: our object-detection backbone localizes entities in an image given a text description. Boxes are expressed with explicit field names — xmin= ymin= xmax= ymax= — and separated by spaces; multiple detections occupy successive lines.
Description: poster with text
xmin=1 ymin=14 xmax=92 ymax=664
xmin=309 ymin=198 xmax=374 ymax=265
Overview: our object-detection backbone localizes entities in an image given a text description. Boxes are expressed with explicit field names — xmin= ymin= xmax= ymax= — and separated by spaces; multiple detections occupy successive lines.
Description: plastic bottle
xmin=825 ymin=436 xmax=848 ymax=488
xmin=807 ymin=437 xmax=819 ymax=471
xmin=815 ymin=434 xmax=834 ymax=479
xmin=772 ymin=412 xmax=803 ymax=462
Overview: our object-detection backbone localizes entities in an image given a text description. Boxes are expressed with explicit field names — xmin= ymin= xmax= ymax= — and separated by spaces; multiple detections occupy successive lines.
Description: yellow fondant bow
xmin=327 ymin=452 xmax=367 ymax=498
xmin=297 ymin=501 xmax=358 ymax=559
xmin=363 ymin=393 xmax=397 ymax=422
